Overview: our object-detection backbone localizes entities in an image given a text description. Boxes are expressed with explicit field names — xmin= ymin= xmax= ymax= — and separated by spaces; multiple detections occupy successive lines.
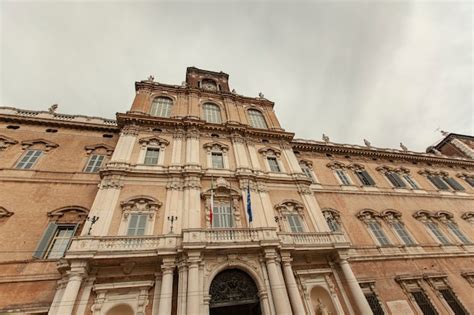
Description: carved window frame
xmin=322 ymin=208 xmax=343 ymax=233
xmin=204 ymin=142 xmax=229 ymax=170
xmin=418 ymin=169 xmax=464 ymax=192
xmin=376 ymin=166 xmax=412 ymax=189
xmin=380 ymin=210 xmax=417 ymax=246
xmin=0 ymin=134 xmax=18 ymax=151
xmin=84 ymin=144 xmax=114 ymax=173
xmin=274 ymin=200 xmax=307 ymax=233
xmin=434 ymin=211 xmax=471 ymax=245
xmin=0 ymin=206 xmax=14 ymax=219
xmin=14 ymin=139 xmax=59 ymax=169
xmin=299 ymin=159 xmax=318 ymax=183
xmin=347 ymin=163 xmax=376 ymax=187
xmin=413 ymin=211 xmax=452 ymax=245
xmin=118 ymin=196 xmax=162 ymax=236
xmin=461 ymin=211 xmax=474 ymax=224
xmin=202 ymin=102 xmax=222 ymax=124
xmin=423 ymin=274 xmax=469 ymax=315
xmin=395 ymin=276 xmax=441 ymax=315
xmin=327 ymin=162 xmax=353 ymax=186
xmin=201 ymin=178 xmax=242 ymax=228
xmin=259 ymin=147 xmax=285 ymax=173
xmin=456 ymin=172 xmax=474 ymax=188
xmin=150 ymin=96 xmax=173 ymax=118
xmin=137 ymin=136 xmax=169 ymax=166
xmin=247 ymin=108 xmax=268 ymax=129
xmin=359 ymin=280 xmax=386 ymax=315
xmin=356 ymin=209 xmax=392 ymax=246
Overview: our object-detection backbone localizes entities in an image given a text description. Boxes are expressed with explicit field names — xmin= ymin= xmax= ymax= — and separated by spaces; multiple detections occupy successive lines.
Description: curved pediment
xmin=258 ymin=146 xmax=281 ymax=156
xmin=47 ymin=206 xmax=89 ymax=218
xmin=120 ymin=195 xmax=162 ymax=212
xmin=356 ymin=208 xmax=379 ymax=219
xmin=203 ymin=141 xmax=229 ymax=152
xmin=274 ymin=199 xmax=304 ymax=214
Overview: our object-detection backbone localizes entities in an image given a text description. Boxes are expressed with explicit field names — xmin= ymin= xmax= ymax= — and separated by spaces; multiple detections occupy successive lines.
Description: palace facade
xmin=0 ymin=67 xmax=473 ymax=315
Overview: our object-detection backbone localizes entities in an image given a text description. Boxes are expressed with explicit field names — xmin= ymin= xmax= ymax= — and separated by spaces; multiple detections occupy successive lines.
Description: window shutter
xmin=33 ymin=222 xmax=57 ymax=259
xmin=428 ymin=175 xmax=449 ymax=190
xmin=362 ymin=171 xmax=376 ymax=185
xmin=444 ymin=177 xmax=465 ymax=191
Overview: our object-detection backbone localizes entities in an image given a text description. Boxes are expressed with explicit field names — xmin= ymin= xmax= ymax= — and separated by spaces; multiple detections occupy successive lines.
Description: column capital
xmin=187 ymin=251 xmax=202 ymax=266
xmin=264 ymin=248 xmax=278 ymax=262
xmin=161 ymin=257 xmax=176 ymax=274
xmin=280 ymin=252 xmax=293 ymax=264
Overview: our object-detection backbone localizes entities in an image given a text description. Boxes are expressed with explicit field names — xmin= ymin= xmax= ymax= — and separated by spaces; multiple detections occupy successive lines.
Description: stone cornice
xmin=291 ymin=139 xmax=474 ymax=168
xmin=0 ymin=107 xmax=118 ymax=132
xmin=134 ymin=81 xmax=276 ymax=108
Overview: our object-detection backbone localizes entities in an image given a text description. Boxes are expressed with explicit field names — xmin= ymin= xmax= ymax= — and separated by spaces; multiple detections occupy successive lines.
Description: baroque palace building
xmin=0 ymin=67 xmax=473 ymax=315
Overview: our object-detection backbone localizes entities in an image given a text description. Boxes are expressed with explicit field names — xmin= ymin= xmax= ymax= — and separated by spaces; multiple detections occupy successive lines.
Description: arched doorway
xmin=209 ymin=268 xmax=261 ymax=315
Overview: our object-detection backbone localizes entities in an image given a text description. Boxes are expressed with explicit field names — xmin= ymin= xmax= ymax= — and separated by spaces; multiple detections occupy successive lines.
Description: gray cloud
xmin=1 ymin=1 xmax=472 ymax=151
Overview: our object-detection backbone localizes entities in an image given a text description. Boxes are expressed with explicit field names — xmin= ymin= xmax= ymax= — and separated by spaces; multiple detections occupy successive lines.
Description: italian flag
xmin=210 ymin=177 xmax=214 ymax=227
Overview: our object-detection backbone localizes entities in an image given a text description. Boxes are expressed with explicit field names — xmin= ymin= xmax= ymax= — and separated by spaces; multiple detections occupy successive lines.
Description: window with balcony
xmin=119 ymin=196 xmax=162 ymax=236
xmin=213 ymin=203 xmax=233 ymax=228
xmin=203 ymin=103 xmax=222 ymax=123
xmin=275 ymin=200 xmax=306 ymax=233
xmin=202 ymin=177 xmax=242 ymax=228
xmin=33 ymin=206 xmax=88 ymax=259
xmin=150 ymin=97 xmax=173 ymax=118
xmin=248 ymin=109 xmax=268 ymax=129
xmin=357 ymin=209 xmax=391 ymax=246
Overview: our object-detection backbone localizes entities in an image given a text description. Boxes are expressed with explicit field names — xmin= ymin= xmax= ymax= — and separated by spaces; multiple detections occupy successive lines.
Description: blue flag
xmin=247 ymin=183 xmax=253 ymax=223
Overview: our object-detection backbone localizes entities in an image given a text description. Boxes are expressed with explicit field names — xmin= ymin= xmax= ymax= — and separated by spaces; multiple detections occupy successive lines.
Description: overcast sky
xmin=1 ymin=1 xmax=472 ymax=151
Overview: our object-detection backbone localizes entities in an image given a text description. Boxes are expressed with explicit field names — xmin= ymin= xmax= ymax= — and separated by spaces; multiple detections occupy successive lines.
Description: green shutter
xmin=32 ymin=222 xmax=57 ymax=259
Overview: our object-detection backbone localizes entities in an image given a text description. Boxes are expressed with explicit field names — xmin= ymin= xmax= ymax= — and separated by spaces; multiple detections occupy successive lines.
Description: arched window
xmin=203 ymin=103 xmax=222 ymax=123
xmin=322 ymin=209 xmax=342 ymax=232
xmin=248 ymin=109 xmax=267 ymax=129
xmin=150 ymin=97 xmax=173 ymax=118
xmin=356 ymin=209 xmax=391 ymax=246
xmin=274 ymin=200 xmax=306 ymax=233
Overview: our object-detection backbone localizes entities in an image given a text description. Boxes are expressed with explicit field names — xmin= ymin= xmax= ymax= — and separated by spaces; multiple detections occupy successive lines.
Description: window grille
xmin=144 ymin=148 xmax=160 ymax=165
xmin=365 ymin=293 xmax=385 ymax=315
xmin=411 ymin=291 xmax=438 ymax=315
xmin=203 ymin=103 xmax=222 ymax=123
xmin=439 ymin=288 xmax=468 ymax=315
xmin=16 ymin=150 xmax=43 ymax=169
xmin=150 ymin=97 xmax=173 ymax=118
xmin=84 ymin=154 xmax=105 ymax=173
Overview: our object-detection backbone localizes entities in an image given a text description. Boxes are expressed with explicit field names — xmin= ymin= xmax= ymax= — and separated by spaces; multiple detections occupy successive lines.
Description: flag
xmin=247 ymin=183 xmax=253 ymax=224
xmin=210 ymin=177 xmax=214 ymax=227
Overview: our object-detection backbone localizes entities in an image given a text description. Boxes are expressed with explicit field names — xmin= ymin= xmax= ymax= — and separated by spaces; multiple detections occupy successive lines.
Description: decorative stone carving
xmin=120 ymin=262 xmax=136 ymax=275
xmin=166 ymin=178 xmax=183 ymax=190
xmin=400 ymin=142 xmax=408 ymax=151
xmin=363 ymin=139 xmax=371 ymax=148
xmin=258 ymin=146 xmax=281 ymax=157
xmin=275 ymin=199 xmax=305 ymax=216
xmin=84 ymin=143 xmax=114 ymax=156
xmin=98 ymin=176 xmax=123 ymax=190
xmin=120 ymin=196 xmax=162 ymax=219
xmin=203 ymin=141 xmax=229 ymax=152
xmin=326 ymin=161 xmax=346 ymax=170
xmin=0 ymin=207 xmax=14 ymax=218
xmin=47 ymin=206 xmax=89 ymax=220
xmin=209 ymin=269 xmax=259 ymax=307
xmin=356 ymin=209 xmax=380 ymax=221
xmin=21 ymin=139 xmax=59 ymax=152
xmin=184 ymin=177 xmax=201 ymax=189
xmin=48 ymin=104 xmax=58 ymax=113
xmin=138 ymin=136 xmax=170 ymax=147
xmin=258 ymin=92 xmax=265 ymax=98
xmin=147 ymin=75 xmax=155 ymax=81
xmin=0 ymin=135 xmax=18 ymax=150
xmin=322 ymin=134 xmax=330 ymax=143
xmin=461 ymin=212 xmax=474 ymax=224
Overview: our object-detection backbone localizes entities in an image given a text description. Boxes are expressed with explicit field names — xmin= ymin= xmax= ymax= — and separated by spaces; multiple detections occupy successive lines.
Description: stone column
xmin=281 ymin=145 xmax=302 ymax=174
xmin=177 ymin=260 xmax=188 ymax=315
xmin=185 ymin=128 xmax=200 ymax=166
xmin=339 ymin=258 xmax=372 ymax=315
xmin=49 ymin=279 xmax=67 ymax=315
xmin=281 ymin=254 xmax=305 ymax=314
xmin=171 ymin=129 xmax=185 ymax=166
xmin=186 ymin=253 xmax=201 ymax=312
xmin=55 ymin=261 xmax=88 ymax=315
xmin=264 ymin=250 xmax=292 ymax=314
xmin=158 ymin=259 xmax=175 ymax=315
xmin=151 ymin=273 xmax=162 ymax=315
xmin=110 ymin=126 xmax=138 ymax=164
xmin=75 ymin=277 xmax=95 ymax=315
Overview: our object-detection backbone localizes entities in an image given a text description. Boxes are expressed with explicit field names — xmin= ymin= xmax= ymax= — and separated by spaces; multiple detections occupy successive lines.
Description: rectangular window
xmin=360 ymin=283 xmax=385 ymax=315
xmin=355 ymin=170 xmax=375 ymax=186
xmin=446 ymin=222 xmax=470 ymax=244
xmin=464 ymin=177 xmax=474 ymax=187
xmin=392 ymin=221 xmax=415 ymax=245
xmin=335 ymin=169 xmax=351 ymax=185
xmin=211 ymin=152 xmax=224 ymax=169
xmin=443 ymin=177 xmax=465 ymax=191
xmin=411 ymin=291 xmax=438 ymax=315
xmin=439 ymin=288 xmax=468 ymax=315
xmin=368 ymin=221 xmax=391 ymax=246
xmin=127 ymin=214 xmax=147 ymax=236
xmin=427 ymin=175 xmax=449 ymax=190
xmin=326 ymin=216 xmax=340 ymax=232
xmin=16 ymin=150 xmax=43 ymax=169
xmin=84 ymin=154 xmax=105 ymax=173
xmin=403 ymin=175 xmax=420 ymax=189
xmin=267 ymin=157 xmax=281 ymax=172
xmin=287 ymin=214 xmax=304 ymax=232
xmin=33 ymin=223 xmax=78 ymax=259
xmin=144 ymin=148 xmax=160 ymax=165
xmin=213 ymin=204 xmax=233 ymax=228
xmin=426 ymin=222 xmax=450 ymax=245
xmin=386 ymin=172 xmax=406 ymax=188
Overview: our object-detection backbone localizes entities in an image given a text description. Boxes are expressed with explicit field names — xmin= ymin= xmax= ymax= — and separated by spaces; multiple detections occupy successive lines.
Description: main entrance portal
xmin=209 ymin=269 xmax=261 ymax=315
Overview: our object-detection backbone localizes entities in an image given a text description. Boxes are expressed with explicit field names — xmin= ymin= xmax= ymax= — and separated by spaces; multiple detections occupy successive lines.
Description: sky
xmin=1 ymin=0 xmax=472 ymax=152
